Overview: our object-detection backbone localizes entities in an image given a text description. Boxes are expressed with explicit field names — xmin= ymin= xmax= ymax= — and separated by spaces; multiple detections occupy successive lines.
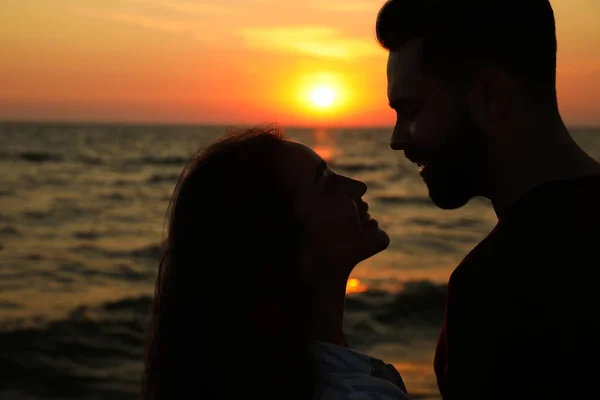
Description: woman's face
xmin=279 ymin=141 xmax=390 ymax=278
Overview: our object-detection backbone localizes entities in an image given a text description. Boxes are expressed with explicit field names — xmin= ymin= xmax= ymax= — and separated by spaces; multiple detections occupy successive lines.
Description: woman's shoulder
xmin=311 ymin=341 xmax=410 ymax=400
xmin=315 ymin=373 xmax=410 ymax=400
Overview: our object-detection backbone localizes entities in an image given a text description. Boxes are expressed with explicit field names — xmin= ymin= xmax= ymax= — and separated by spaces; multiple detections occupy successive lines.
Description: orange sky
xmin=1 ymin=0 xmax=599 ymax=127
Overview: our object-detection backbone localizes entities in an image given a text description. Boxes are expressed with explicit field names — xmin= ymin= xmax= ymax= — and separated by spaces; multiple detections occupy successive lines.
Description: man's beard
xmin=424 ymin=111 xmax=487 ymax=210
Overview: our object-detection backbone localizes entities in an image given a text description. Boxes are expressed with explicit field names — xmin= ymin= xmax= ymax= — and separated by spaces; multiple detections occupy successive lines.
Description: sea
xmin=1 ymin=122 xmax=599 ymax=400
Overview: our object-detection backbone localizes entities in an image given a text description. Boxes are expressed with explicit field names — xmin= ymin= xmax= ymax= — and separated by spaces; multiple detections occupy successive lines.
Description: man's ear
xmin=468 ymin=68 xmax=511 ymax=127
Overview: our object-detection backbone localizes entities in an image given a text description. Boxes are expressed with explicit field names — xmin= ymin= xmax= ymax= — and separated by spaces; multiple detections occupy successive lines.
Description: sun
xmin=310 ymin=85 xmax=335 ymax=108
xmin=294 ymin=72 xmax=350 ymax=117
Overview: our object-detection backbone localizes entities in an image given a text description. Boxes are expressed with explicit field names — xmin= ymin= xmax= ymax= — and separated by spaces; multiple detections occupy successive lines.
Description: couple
xmin=142 ymin=0 xmax=600 ymax=399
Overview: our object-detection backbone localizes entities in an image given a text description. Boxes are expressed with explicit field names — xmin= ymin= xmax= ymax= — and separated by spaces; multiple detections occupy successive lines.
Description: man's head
xmin=377 ymin=0 xmax=558 ymax=209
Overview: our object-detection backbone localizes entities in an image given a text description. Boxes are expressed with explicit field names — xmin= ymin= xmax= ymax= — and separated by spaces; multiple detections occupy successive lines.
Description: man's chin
xmin=428 ymin=187 xmax=474 ymax=210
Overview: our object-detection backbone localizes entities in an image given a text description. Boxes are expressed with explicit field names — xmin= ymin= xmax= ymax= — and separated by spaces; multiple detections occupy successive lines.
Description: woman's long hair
xmin=141 ymin=126 xmax=317 ymax=400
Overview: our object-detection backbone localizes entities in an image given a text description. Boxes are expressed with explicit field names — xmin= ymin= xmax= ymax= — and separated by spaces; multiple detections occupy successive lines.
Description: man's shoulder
xmin=446 ymin=222 xmax=533 ymax=302
xmin=508 ymin=172 xmax=600 ymax=232
xmin=449 ymin=224 xmax=506 ymax=281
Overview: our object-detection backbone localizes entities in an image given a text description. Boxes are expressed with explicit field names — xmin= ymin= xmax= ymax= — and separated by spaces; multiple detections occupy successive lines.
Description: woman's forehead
xmin=282 ymin=141 xmax=323 ymax=164
xmin=279 ymin=141 xmax=323 ymax=185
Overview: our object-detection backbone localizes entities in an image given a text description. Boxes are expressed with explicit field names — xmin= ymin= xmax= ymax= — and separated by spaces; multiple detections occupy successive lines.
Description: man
xmin=376 ymin=0 xmax=600 ymax=399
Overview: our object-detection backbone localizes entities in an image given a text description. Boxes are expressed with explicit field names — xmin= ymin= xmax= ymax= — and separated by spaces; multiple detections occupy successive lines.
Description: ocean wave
xmin=98 ymin=192 xmax=128 ymax=201
xmin=371 ymin=281 xmax=446 ymax=325
xmin=343 ymin=281 xmax=446 ymax=347
xmin=0 ymin=226 xmax=20 ymax=237
xmin=2 ymin=151 xmax=189 ymax=168
xmin=0 ymin=297 xmax=149 ymax=399
xmin=0 ymin=213 xmax=13 ymax=223
xmin=330 ymin=161 xmax=388 ymax=172
xmin=374 ymin=195 xmax=434 ymax=206
xmin=70 ymin=244 xmax=162 ymax=260
xmin=21 ymin=205 xmax=105 ymax=223
xmin=389 ymin=234 xmax=473 ymax=255
xmin=406 ymin=216 xmax=484 ymax=230
xmin=0 ymin=300 xmax=21 ymax=310
xmin=16 ymin=152 xmax=63 ymax=163
xmin=0 ymin=281 xmax=446 ymax=332
xmin=134 ymin=155 xmax=189 ymax=166
xmin=76 ymin=155 xmax=105 ymax=165
xmin=344 ymin=281 xmax=446 ymax=326
xmin=73 ymin=231 xmax=103 ymax=240
xmin=146 ymin=173 xmax=180 ymax=184
xmin=0 ymin=282 xmax=446 ymax=398
xmin=64 ymin=262 xmax=149 ymax=282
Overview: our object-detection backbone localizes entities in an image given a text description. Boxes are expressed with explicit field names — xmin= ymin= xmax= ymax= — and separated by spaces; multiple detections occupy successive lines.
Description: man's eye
xmin=400 ymin=105 xmax=419 ymax=118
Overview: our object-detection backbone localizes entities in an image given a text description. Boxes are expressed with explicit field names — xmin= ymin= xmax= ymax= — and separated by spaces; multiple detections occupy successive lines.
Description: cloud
xmin=111 ymin=13 xmax=191 ymax=33
xmin=240 ymin=26 xmax=381 ymax=59
xmin=122 ymin=0 xmax=236 ymax=16
xmin=70 ymin=5 xmax=229 ymax=45
xmin=309 ymin=0 xmax=382 ymax=13
xmin=71 ymin=6 xmax=192 ymax=33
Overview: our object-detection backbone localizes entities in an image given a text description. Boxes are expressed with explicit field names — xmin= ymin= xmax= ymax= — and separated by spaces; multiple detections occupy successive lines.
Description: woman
xmin=141 ymin=126 xmax=409 ymax=400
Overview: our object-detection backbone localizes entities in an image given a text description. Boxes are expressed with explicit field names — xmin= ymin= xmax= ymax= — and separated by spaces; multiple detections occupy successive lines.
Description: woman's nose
xmin=338 ymin=174 xmax=367 ymax=197
xmin=351 ymin=179 xmax=368 ymax=197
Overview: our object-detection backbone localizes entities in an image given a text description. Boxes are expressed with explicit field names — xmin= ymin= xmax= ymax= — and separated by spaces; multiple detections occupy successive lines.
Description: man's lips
xmin=404 ymin=151 xmax=428 ymax=167
xmin=404 ymin=149 xmax=434 ymax=177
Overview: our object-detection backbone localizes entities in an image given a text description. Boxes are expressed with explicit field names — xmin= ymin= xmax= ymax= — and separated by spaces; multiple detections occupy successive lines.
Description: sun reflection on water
xmin=346 ymin=278 xmax=367 ymax=294
xmin=311 ymin=128 xmax=339 ymax=162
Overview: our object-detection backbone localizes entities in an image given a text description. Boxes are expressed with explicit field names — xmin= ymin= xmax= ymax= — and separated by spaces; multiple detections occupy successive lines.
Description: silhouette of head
xmin=142 ymin=126 xmax=389 ymax=399
xmin=376 ymin=0 xmax=558 ymax=209
xmin=281 ymin=139 xmax=390 ymax=272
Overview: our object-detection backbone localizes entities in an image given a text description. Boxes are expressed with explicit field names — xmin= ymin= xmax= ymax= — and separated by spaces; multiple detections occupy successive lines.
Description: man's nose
xmin=390 ymin=125 xmax=411 ymax=151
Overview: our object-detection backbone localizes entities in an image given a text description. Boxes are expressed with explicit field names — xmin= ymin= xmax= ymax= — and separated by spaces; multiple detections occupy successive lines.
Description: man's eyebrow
xmin=314 ymin=160 xmax=327 ymax=184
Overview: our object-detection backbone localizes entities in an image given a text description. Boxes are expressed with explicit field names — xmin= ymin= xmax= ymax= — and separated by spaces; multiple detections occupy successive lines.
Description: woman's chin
xmin=354 ymin=228 xmax=390 ymax=263
xmin=371 ymin=228 xmax=391 ymax=253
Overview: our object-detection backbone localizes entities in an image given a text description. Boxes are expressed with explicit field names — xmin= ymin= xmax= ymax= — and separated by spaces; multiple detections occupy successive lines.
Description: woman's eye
xmin=325 ymin=174 xmax=337 ymax=190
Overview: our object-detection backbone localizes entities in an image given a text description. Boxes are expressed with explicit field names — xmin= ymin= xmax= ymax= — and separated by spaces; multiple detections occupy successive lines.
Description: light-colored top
xmin=311 ymin=341 xmax=411 ymax=400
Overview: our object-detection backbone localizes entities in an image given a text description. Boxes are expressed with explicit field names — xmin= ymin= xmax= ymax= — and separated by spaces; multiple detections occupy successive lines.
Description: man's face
xmin=386 ymin=38 xmax=486 ymax=209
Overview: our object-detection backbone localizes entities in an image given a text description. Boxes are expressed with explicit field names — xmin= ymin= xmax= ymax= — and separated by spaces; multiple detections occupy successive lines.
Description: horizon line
xmin=0 ymin=119 xmax=398 ymax=130
xmin=2 ymin=119 xmax=600 ymax=131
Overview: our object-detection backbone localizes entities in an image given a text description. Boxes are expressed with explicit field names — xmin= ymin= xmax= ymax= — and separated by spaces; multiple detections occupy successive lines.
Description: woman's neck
xmin=308 ymin=277 xmax=348 ymax=347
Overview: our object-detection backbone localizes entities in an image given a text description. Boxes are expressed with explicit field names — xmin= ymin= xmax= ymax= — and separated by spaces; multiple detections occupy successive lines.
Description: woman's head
xmin=280 ymin=139 xmax=390 ymax=278
xmin=142 ymin=126 xmax=389 ymax=399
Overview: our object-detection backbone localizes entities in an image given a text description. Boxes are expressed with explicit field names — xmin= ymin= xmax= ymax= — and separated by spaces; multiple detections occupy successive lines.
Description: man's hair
xmin=376 ymin=0 xmax=558 ymax=108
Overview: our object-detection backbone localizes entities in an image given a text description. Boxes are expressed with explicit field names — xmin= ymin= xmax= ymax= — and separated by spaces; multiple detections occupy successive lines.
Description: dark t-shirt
xmin=434 ymin=173 xmax=600 ymax=400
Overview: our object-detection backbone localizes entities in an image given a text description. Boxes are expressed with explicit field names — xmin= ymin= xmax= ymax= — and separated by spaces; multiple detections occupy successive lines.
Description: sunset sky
xmin=1 ymin=0 xmax=599 ymax=127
